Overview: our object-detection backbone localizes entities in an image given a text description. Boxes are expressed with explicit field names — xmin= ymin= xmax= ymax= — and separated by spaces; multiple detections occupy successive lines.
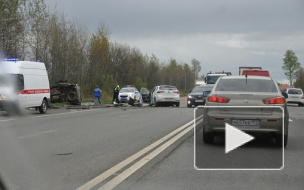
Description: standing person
xmin=113 ymin=83 xmax=120 ymax=104
xmin=94 ymin=85 xmax=102 ymax=105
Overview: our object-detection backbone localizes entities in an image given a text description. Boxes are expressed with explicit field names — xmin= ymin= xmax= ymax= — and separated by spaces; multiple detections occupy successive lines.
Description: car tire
xmin=203 ymin=129 xmax=214 ymax=144
xmin=187 ymin=104 xmax=192 ymax=108
xmin=176 ymin=103 xmax=180 ymax=107
xmin=154 ymin=98 xmax=159 ymax=107
xmin=275 ymin=134 xmax=287 ymax=147
xmin=298 ymin=103 xmax=302 ymax=107
xmin=39 ymin=99 xmax=47 ymax=114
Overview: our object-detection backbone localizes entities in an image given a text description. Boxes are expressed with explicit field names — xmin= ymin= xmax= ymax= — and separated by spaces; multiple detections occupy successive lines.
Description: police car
xmin=118 ymin=85 xmax=142 ymax=105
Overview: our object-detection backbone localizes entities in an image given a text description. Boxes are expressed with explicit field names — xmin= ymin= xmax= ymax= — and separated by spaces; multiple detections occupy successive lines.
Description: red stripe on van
xmin=19 ymin=89 xmax=50 ymax=94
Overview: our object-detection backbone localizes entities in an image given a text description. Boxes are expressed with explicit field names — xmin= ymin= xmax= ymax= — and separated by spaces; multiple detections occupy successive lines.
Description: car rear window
xmin=288 ymin=89 xmax=302 ymax=94
xmin=159 ymin=86 xmax=177 ymax=90
xmin=215 ymin=78 xmax=277 ymax=92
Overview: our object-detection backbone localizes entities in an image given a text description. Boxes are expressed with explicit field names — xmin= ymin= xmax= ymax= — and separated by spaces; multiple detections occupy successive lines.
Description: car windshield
xmin=159 ymin=86 xmax=177 ymax=90
xmin=206 ymin=75 xmax=222 ymax=84
xmin=215 ymin=78 xmax=277 ymax=92
xmin=288 ymin=89 xmax=302 ymax=94
xmin=140 ymin=88 xmax=149 ymax=94
xmin=192 ymin=86 xmax=205 ymax=92
xmin=120 ymin=88 xmax=135 ymax=93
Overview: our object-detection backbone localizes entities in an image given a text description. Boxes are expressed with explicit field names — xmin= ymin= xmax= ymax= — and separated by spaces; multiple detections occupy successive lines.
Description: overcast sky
xmin=44 ymin=0 xmax=304 ymax=83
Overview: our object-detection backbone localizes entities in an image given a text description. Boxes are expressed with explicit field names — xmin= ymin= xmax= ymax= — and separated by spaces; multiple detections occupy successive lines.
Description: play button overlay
xmin=194 ymin=106 xmax=284 ymax=170
xmin=225 ymin=123 xmax=254 ymax=153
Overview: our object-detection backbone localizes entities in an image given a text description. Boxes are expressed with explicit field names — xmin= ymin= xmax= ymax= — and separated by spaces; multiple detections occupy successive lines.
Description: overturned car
xmin=50 ymin=80 xmax=82 ymax=105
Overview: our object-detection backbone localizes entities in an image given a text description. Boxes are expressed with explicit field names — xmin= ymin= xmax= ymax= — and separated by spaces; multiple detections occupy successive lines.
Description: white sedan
xmin=118 ymin=86 xmax=142 ymax=105
xmin=150 ymin=85 xmax=180 ymax=107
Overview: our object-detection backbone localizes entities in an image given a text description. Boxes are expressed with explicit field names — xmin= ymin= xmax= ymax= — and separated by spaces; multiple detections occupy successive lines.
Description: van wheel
xmin=39 ymin=99 xmax=47 ymax=114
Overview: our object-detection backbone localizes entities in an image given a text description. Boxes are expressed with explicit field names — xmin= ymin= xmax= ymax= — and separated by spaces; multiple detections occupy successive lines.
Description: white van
xmin=0 ymin=60 xmax=50 ymax=114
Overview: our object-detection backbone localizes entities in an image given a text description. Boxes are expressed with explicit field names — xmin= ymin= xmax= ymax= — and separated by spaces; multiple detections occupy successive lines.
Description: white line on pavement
xmin=98 ymin=118 xmax=204 ymax=190
xmin=17 ymin=129 xmax=56 ymax=139
xmin=0 ymin=109 xmax=99 ymax=123
xmin=76 ymin=115 xmax=203 ymax=190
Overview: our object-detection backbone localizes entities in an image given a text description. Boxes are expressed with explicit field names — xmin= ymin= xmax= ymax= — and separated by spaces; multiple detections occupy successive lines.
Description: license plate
xmin=165 ymin=98 xmax=173 ymax=101
xmin=195 ymin=100 xmax=204 ymax=102
xmin=121 ymin=97 xmax=127 ymax=100
xmin=232 ymin=120 xmax=259 ymax=126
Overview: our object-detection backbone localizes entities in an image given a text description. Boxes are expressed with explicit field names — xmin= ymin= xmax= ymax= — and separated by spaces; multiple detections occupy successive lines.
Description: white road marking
xmin=0 ymin=118 xmax=15 ymax=122
xmin=76 ymin=115 xmax=203 ymax=190
xmin=118 ymin=114 xmax=131 ymax=117
xmin=0 ymin=109 xmax=99 ymax=123
xmin=17 ymin=129 xmax=56 ymax=139
xmin=98 ymin=118 xmax=204 ymax=190
xmin=289 ymin=119 xmax=293 ymax=122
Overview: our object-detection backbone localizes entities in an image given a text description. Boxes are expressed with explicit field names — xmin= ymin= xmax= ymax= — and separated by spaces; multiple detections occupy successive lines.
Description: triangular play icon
xmin=225 ymin=123 xmax=254 ymax=153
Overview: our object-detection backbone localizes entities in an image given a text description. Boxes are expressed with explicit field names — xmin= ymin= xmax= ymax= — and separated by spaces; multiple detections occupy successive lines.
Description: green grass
xmin=50 ymin=102 xmax=66 ymax=107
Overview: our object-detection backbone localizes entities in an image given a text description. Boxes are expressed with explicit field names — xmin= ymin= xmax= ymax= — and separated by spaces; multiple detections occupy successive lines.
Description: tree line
xmin=0 ymin=0 xmax=201 ymax=98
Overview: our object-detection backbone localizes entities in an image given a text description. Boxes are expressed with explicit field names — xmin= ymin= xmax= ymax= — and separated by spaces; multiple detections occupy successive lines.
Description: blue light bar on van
xmin=4 ymin=58 xmax=19 ymax=61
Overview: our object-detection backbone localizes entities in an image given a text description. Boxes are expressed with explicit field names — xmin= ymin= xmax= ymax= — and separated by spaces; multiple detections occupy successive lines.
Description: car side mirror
xmin=282 ymin=92 xmax=288 ymax=99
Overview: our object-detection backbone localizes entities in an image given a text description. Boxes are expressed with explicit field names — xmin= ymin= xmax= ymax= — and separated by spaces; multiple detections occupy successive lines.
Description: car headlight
xmin=188 ymin=95 xmax=193 ymax=99
xmin=0 ymin=94 xmax=7 ymax=100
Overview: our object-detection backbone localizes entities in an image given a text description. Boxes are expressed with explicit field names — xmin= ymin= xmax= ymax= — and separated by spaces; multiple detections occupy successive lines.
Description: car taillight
xmin=173 ymin=90 xmax=179 ymax=94
xmin=302 ymin=95 xmax=304 ymax=99
xmin=262 ymin=97 xmax=286 ymax=104
xmin=157 ymin=90 xmax=165 ymax=93
xmin=208 ymin=95 xmax=230 ymax=103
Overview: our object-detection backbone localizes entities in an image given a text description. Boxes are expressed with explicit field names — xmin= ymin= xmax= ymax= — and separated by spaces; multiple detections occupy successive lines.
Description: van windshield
xmin=0 ymin=74 xmax=24 ymax=91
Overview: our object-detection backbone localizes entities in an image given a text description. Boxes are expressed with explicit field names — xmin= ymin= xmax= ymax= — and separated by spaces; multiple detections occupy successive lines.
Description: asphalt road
xmin=0 ymin=101 xmax=303 ymax=190
xmin=121 ymin=104 xmax=304 ymax=190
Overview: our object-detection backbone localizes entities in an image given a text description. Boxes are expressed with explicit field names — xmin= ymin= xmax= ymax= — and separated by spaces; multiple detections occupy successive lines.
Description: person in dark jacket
xmin=94 ymin=85 xmax=102 ymax=105
xmin=113 ymin=83 xmax=120 ymax=104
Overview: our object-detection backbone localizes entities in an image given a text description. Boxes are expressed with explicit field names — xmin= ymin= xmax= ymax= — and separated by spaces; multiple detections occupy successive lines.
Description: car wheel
xmin=187 ymin=104 xmax=192 ymax=108
xmin=203 ymin=128 xmax=214 ymax=144
xmin=298 ymin=103 xmax=301 ymax=107
xmin=154 ymin=98 xmax=159 ymax=107
xmin=39 ymin=99 xmax=47 ymax=114
xmin=275 ymin=134 xmax=287 ymax=147
xmin=176 ymin=103 xmax=180 ymax=107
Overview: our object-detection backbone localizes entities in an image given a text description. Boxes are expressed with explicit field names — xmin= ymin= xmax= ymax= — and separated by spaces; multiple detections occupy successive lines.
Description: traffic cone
xmin=184 ymin=97 xmax=187 ymax=102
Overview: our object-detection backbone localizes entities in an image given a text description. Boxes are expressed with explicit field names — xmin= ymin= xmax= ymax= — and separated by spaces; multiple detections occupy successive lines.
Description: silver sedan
xmin=202 ymin=75 xmax=289 ymax=147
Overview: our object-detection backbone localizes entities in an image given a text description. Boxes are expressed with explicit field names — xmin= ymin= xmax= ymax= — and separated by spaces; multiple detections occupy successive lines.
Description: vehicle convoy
xmin=283 ymin=88 xmax=304 ymax=107
xmin=203 ymin=75 xmax=289 ymax=147
xmin=205 ymin=71 xmax=232 ymax=85
xmin=239 ymin=66 xmax=270 ymax=76
xmin=0 ymin=59 xmax=50 ymax=114
xmin=50 ymin=80 xmax=81 ymax=105
xmin=118 ymin=85 xmax=142 ymax=106
xmin=150 ymin=85 xmax=180 ymax=107
xmin=187 ymin=85 xmax=213 ymax=107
